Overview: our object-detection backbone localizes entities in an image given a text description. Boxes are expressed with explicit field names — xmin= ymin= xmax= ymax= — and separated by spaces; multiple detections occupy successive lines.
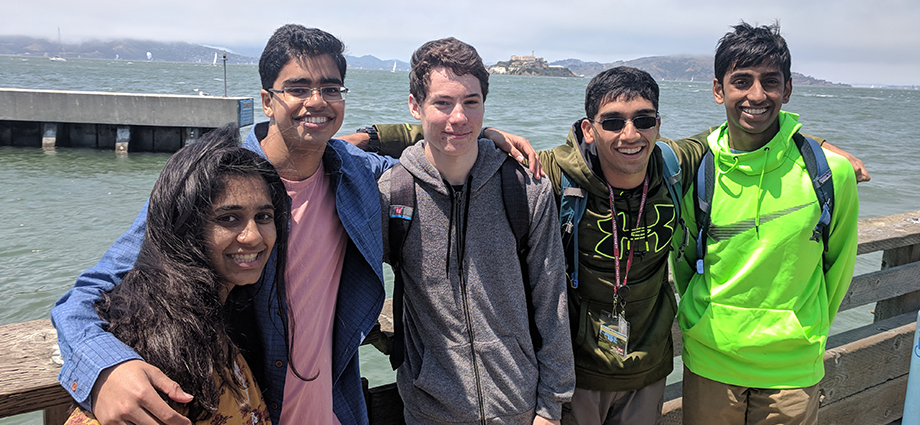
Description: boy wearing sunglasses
xmin=671 ymin=22 xmax=859 ymax=425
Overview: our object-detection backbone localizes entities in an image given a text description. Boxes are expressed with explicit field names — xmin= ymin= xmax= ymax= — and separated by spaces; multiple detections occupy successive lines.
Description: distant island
xmin=0 ymin=35 xmax=856 ymax=87
xmin=489 ymin=53 xmax=577 ymax=77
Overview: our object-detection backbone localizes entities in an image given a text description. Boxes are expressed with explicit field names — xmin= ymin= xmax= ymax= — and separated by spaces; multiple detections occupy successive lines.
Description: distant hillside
xmin=0 ymin=35 xmax=848 ymax=86
xmin=0 ymin=35 xmax=256 ymax=64
xmin=346 ymin=55 xmax=410 ymax=71
xmin=552 ymin=56 xmax=850 ymax=87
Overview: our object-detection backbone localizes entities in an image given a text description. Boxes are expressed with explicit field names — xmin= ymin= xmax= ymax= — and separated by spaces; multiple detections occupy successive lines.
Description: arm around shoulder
xmin=823 ymin=140 xmax=871 ymax=183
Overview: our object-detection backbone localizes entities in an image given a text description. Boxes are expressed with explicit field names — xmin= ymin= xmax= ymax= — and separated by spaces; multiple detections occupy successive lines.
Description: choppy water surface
xmin=1 ymin=56 xmax=917 ymax=424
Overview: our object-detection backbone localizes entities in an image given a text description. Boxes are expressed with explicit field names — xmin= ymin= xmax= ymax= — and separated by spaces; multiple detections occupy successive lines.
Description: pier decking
xmin=0 ymin=88 xmax=254 ymax=152
xmin=2 ymin=210 xmax=919 ymax=424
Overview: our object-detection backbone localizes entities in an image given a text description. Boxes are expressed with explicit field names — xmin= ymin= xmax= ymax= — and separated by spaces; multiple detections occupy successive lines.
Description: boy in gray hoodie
xmin=377 ymin=37 xmax=575 ymax=425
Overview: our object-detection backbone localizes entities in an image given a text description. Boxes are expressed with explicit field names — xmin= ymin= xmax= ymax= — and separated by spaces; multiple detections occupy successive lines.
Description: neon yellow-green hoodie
xmin=673 ymin=111 xmax=859 ymax=389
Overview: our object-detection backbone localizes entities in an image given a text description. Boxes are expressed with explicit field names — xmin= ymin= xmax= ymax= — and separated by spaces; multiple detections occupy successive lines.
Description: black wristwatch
xmin=356 ymin=126 xmax=380 ymax=153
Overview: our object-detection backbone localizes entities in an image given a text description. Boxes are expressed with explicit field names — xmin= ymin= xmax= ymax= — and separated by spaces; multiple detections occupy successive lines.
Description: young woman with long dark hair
xmin=65 ymin=123 xmax=288 ymax=424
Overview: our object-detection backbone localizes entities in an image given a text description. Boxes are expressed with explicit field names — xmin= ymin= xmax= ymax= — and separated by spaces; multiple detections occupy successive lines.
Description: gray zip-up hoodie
xmin=378 ymin=139 xmax=575 ymax=424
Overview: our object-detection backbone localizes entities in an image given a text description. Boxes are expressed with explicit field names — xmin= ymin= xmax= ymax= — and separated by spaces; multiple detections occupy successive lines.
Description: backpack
xmin=386 ymin=156 xmax=540 ymax=370
xmin=559 ymin=141 xmax=684 ymax=288
xmin=693 ymin=133 xmax=834 ymax=275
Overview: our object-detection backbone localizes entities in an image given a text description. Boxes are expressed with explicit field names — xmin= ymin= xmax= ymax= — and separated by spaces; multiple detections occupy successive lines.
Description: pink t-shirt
xmin=279 ymin=162 xmax=347 ymax=425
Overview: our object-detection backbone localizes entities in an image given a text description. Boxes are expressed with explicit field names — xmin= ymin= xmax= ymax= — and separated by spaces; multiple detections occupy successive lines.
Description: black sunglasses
xmin=590 ymin=114 xmax=659 ymax=132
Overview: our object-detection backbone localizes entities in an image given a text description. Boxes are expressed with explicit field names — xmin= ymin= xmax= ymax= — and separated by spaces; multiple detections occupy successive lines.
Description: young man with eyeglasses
xmin=671 ymin=22 xmax=858 ymax=425
xmin=52 ymin=25 xmax=397 ymax=425
xmin=377 ymin=37 xmax=574 ymax=425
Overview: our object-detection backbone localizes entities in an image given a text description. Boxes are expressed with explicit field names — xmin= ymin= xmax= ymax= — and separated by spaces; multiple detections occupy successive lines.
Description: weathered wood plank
xmin=43 ymin=405 xmax=72 ymax=425
xmin=856 ymin=210 xmax=920 ymax=255
xmin=818 ymin=374 xmax=907 ymax=425
xmin=875 ymin=243 xmax=920 ymax=322
xmin=820 ymin=313 xmax=915 ymax=405
xmin=839 ymin=261 xmax=920 ymax=313
xmin=0 ymin=319 xmax=70 ymax=418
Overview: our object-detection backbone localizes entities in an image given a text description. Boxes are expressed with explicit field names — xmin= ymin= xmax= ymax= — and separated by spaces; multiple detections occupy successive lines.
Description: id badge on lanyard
xmin=598 ymin=311 xmax=630 ymax=359
xmin=596 ymin=176 xmax=647 ymax=360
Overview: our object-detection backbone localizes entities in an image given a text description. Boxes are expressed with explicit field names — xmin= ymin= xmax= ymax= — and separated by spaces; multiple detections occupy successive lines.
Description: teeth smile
xmin=619 ymin=147 xmax=642 ymax=155
xmin=298 ymin=116 xmax=329 ymax=124
xmin=230 ymin=253 xmax=259 ymax=263
xmin=743 ymin=107 xmax=767 ymax=115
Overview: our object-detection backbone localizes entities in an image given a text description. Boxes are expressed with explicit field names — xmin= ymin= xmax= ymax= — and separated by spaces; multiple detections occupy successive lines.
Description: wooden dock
xmin=3 ymin=210 xmax=920 ymax=424
xmin=0 ymin=88 xmax=254 ymax=152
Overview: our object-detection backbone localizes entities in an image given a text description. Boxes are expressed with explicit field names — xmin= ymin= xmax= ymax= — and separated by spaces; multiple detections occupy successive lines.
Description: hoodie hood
xmin=399 ymin=138 xmax=507 ymax=195
xmin=709 ymin=111 xmax=803 ymax=177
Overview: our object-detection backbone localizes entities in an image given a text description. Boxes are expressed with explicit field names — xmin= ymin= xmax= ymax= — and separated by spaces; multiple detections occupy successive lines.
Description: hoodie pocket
xmin=683 ymin=302 xmax=818 ymax=367
xmin=410 ymin=338 xmax=537 ymax=420
xmin=411 ymin=345 xmax=476 ymax=421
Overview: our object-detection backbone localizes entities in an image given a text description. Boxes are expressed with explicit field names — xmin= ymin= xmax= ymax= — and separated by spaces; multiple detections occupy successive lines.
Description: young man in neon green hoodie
xmin=671 ymin=22 xmax=859 ymax=425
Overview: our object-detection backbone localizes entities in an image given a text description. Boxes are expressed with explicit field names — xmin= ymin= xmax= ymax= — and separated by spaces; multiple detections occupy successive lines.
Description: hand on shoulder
xmin=91 ymin=360 xmax=193 ymax=425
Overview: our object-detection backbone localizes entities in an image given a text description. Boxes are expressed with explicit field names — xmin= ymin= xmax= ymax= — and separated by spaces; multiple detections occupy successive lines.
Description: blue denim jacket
xmin=51 ymin=122 xmax=396 ymax=425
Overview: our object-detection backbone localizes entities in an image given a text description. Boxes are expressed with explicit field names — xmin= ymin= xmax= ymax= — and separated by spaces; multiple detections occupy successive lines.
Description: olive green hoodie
xmin=539 ymin=121 xmax=707 ymax=391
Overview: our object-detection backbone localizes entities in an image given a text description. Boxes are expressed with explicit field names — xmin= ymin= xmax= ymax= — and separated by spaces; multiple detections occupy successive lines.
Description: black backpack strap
xmin=500 ymin=157 xmax=542 ymax=352
xmin=387 ymin=163 xmax=415 ymax=370
xmin=793 ymin=133 xmax=835 ymax=252
xmin=694 ymin=150 xmax=715 ymax=274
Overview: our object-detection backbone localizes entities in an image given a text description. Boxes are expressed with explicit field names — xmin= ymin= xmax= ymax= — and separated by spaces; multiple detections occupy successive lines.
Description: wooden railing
xmin=3 ymin=210 xmax=920 ymax=425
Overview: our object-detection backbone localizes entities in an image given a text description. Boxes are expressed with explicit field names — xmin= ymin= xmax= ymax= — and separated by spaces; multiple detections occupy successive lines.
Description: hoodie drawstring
xmin=753 ymin=147 xmax=770 ymax=235
xmin=445 ymin=176 xmax=474 ymax=275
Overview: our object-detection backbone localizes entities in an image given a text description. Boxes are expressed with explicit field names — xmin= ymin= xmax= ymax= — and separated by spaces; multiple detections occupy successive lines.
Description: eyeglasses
xmin=589 ymin=114 xmax=659 ymax=132
xmin=266 ymin=86 xmax=349 ymax=103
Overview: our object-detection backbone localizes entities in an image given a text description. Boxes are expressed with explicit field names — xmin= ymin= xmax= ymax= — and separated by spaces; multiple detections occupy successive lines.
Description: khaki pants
xmin=682 ymin=366 xmax=819 ymax=425
xmin=560 ymin=378 xmax=665 ymax=425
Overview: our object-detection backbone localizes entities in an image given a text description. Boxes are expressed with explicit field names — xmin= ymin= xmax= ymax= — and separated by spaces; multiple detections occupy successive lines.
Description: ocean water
xmin=1 ymin=56 xmax=918 ymax=424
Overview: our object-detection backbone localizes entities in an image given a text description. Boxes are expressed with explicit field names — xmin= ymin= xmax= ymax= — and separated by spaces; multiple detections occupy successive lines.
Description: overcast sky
xmin=4 ymin=0 xmax=918 ymax=86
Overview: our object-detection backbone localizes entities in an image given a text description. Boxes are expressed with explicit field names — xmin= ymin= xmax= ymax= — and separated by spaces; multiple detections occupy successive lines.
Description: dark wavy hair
xmin=259 ymin=24 xmax=347 ymax=90
xmin=95 ymin=123 xmax=289 ymax=421
xmin=409 ymin=37 xmax=489 ymax=103
xmin=714 ymin=21 xmax=791 ymax=84
xmin=584 ymin=66 xmax=659 ymax=119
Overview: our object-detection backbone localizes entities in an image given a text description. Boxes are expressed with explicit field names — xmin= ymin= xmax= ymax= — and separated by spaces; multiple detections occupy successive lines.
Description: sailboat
xmin=50 ymin=28 xmax=66 ymax=62
xmin=392 ymin=60 xmax=397 ymax=72
xmin=212 ymin=52 xmax=218 ymax=66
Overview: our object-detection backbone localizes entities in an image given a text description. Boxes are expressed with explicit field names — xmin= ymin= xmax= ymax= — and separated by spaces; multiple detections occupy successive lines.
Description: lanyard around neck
xmin=607 ymin=175 xmax=649 ymax=304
